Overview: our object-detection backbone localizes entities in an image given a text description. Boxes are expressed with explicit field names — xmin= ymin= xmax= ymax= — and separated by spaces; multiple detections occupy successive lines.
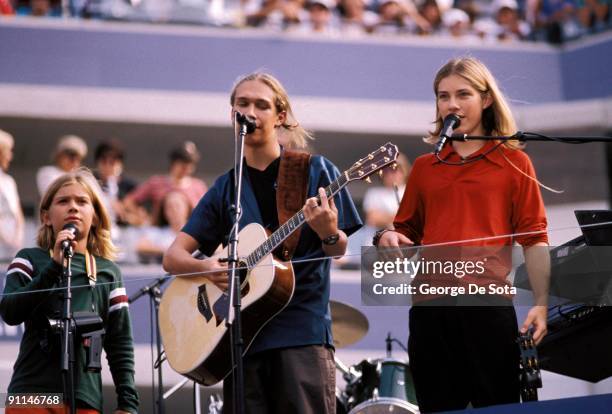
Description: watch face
xmin=323 ymin=233 xmax=340 ymax=245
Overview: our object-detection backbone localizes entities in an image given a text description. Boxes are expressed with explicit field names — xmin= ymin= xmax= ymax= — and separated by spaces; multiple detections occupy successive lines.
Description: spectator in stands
xmin=133 ymin=191 xmax=193 ymax=263
xmin=123 ymin=141 xmax=207 ymax=263
xmin=93 ymin=139 xmax=143 ymax=226
xmin=494 ymin=0 xmax=531 ymax=40
xmin=341 ymin=153 xmax=411 ymax=268
xmin=36 ymin=135 xmax=87 ymax=197
xmin=0 ymin=0 xmax=15 ymax=14
xmin=0 ymin=130 xmax=24 ymax=261
xmin=474 ymin=0 xmax=531 ymax=41
xmin=372 ymin=0 xmax=411 ymax=33
xmin=16 ymin=0 xmax=61 ymax=16
xmin=453 ymin=0 xmax=482 ymax=23
xmin=371 ymin=0 xmax=429 ymax=34
xmin=441 ymin=7 xmax=477 ymax=38
xmin=417 ymin=0 xmax=444 ymax=35
xmin=363 ymin=152 xmax=411 ymax=229
xmin=124 ymin=140 xmax=207 ymax=229
xmin=298 ymin=0 xmax=341 ymax=34
xmin=527 ymin=0 xmax=581 ymax=43
xmin=577 ymin=0 xmax=610 ymax=32
xmin=245 ymin=0 xmax=306 ymax=30
xmin=337 ymin=0 xmax=378 ymax=34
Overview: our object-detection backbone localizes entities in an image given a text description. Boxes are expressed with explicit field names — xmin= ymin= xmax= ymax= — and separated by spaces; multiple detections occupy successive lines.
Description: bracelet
xmin=372 ymin=228 xmax=392 ymax=247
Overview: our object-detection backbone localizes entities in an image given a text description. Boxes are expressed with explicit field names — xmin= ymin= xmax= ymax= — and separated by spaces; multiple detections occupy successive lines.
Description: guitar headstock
xmin=346 ymin=142 xmax=399 ymax=182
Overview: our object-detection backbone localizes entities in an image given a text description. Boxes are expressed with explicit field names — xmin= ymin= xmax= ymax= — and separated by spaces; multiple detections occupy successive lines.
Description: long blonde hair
xmin=426 ymin=57 xmax=520 ymax=149
xmin=230 ymin=72 xmax=313 ymax=150
xmin=37 ymin=168 xmax=117 ymax=260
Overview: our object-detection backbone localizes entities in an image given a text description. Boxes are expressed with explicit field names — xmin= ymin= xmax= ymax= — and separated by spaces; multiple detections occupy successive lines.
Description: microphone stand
xmin=227 ymin=113 xmax=249 ymax=414
xmin=128 ymin=276 xmax=169 ymax=414
xmin=436 ymin=132 xmax=612 ymax=165
xmin=60 ymin=246 xmax=76 ymax=414
xmin=449 ymin=132 xmax=612 ymax=143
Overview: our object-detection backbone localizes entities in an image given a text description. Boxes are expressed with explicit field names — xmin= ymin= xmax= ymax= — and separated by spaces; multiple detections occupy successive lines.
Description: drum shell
xmin=345 ymin=358 xmax=418 ymax=410
xmin=348 ymin=397 xmax=419 ymax=414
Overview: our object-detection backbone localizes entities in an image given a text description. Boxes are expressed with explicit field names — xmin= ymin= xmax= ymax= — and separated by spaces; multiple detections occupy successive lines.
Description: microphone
xmin=434 ymin=114 xmax=461 ymax=155
xmin=61 ymin=223 xmax=79 ymax=253
xmin=235 ymin=112 xmax=256 ymax=134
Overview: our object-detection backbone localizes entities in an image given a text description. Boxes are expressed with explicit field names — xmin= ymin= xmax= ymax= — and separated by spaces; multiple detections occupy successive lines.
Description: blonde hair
xmin=230 ymin=72 xmax=313 ymax=150
xmin=37 ymin=168 xmax=117 ymax=260
xmin=426 ymin=57 xmax=520 ymax=149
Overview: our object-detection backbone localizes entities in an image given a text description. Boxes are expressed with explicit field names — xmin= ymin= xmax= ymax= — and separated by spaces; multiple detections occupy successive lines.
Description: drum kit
xmin=330 ymin=300 xmax=420 ymax=414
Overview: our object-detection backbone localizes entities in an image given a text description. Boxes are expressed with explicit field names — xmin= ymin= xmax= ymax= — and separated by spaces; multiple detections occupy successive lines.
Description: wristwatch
xmin=322 ymin=233 xmax=340 ymax=245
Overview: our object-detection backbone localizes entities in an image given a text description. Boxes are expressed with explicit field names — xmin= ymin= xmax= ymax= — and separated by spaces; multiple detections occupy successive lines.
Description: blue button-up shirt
xmin=182 ymin=154 xmax=362 ymax=353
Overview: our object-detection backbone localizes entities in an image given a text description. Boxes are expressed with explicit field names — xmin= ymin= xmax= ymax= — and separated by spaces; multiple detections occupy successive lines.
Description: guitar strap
xmin=276 ymin=149 xmax=311 ymax=261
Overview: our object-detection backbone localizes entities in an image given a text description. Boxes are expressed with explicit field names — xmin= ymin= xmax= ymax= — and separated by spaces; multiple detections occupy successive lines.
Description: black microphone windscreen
xmin=235 ymin=112 xmax=256 ymax=134
xmin=444 ymin=113 xmax=461 ymax=129
xmin=441 ymin=114 xmax=461 ymax=139
xmin=62 ymin=222 xmax=80 ymax=239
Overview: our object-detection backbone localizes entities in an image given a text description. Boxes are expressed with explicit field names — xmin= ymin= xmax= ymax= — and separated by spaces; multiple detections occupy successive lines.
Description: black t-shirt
xmin=246 ymin=157 xmax=280 ymax=233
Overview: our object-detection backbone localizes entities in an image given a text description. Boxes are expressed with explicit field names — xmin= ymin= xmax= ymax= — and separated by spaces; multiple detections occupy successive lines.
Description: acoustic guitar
xmin=159 ymin=143 xmax=399 ymax=385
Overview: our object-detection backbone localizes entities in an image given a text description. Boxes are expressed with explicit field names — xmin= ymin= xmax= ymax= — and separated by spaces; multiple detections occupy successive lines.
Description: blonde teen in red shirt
xmin=378 ymin=57 xmax=550 ymax=412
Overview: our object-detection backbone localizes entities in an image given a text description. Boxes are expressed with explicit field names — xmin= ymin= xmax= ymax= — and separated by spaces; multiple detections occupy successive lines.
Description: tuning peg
xmin=392 ymin=162 xmax=397 ymax=170
xmin=378 ymin=170 xmax=384 ymax=178
xmin=365 ymin=177 xmax=372 ymax=184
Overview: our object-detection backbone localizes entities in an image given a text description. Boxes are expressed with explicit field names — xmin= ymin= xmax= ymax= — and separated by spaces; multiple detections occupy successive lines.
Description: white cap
xmin=442 ymin=8 xmax=470 ymax=27
xmin=55 ymin=135 xmax=87 ymax=158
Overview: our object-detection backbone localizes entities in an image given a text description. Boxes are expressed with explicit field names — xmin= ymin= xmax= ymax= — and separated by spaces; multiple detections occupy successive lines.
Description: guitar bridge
xmin=197 ymin=284 xmax=213 ymax=323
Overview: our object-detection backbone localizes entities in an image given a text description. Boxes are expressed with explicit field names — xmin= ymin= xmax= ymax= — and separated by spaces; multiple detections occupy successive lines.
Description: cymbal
xmin=330 ymin=300 xmax=369 ymax=348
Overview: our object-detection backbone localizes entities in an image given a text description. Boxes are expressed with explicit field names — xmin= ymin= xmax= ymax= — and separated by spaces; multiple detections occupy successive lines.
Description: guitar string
xmin=0 ymin=220 xmax=609 ymax=298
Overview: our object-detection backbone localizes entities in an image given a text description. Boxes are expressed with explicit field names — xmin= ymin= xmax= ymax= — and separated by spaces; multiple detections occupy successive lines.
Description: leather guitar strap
xmin=276 ymin=149 xmax=311 ymax=261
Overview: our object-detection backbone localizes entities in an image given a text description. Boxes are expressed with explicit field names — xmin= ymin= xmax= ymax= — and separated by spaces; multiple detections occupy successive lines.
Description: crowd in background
xmin=0 ymin=130 xmax=208 ymax=264
xmin=0 ymin=0 xmax=610 ymax=44
xmin=0 ymin=129 xmax=414 ymax=266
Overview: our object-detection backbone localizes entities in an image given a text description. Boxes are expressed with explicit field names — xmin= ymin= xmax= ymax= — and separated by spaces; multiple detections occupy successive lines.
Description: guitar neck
xmin=246 ymin=172 xmax=349 ymax=267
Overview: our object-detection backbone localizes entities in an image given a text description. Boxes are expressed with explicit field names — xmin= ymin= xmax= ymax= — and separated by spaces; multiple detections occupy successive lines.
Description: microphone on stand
xmin=434 ymin=114 xmax=461 ymax=155
xmin=235 ymin=112 xmax=256 ymax=134
xmin=61 ymin=223 xmax=79 ymax=255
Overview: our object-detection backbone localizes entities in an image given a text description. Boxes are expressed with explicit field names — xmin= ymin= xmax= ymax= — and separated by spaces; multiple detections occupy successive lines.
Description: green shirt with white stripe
xmin=0 ymin=247 xmax=139 ymax=413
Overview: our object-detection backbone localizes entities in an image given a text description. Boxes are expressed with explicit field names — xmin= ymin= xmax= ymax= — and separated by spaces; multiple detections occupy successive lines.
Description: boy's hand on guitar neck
xmin=201 ymin=258 xmax=229 ymax=291
xmin=303 ymin=187 xmax=339 ymax=241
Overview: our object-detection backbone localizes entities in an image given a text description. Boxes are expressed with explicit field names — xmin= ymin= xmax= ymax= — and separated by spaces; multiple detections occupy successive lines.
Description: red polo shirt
xmin=393 ymin=141 xmax=548 ymax=292
xmin=395 ymin=141 xmax=548 ymax=247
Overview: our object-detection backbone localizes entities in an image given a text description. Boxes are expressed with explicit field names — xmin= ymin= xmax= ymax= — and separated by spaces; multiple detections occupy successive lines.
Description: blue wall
xmin=560 ymin=38 xmax=612 ymax=101
xmin=1 ymin=22 xmax=594 ymax=104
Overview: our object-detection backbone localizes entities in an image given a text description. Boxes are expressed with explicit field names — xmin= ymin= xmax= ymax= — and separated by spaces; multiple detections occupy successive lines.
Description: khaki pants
xmin=223 ymin=345 xmax=336 ymax=414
